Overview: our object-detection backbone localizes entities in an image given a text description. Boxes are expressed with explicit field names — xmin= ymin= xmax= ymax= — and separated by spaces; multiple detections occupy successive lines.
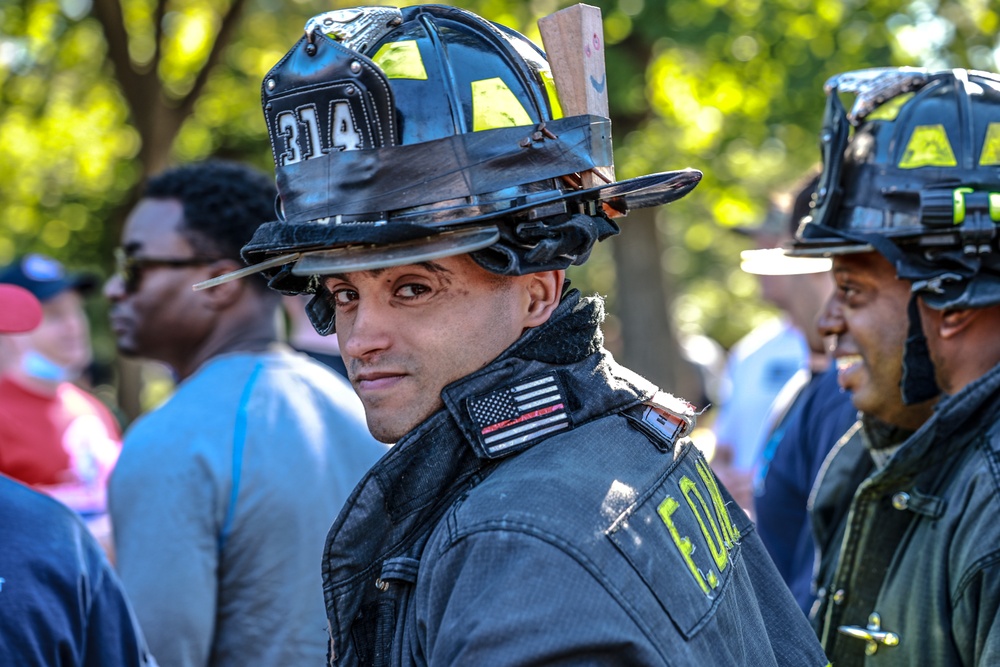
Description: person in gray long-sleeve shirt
xmin=104 ymin=161 xmax=387 ymax=666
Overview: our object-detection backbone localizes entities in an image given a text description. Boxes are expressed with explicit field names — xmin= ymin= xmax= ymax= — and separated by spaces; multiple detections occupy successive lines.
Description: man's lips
xmin=108 ymin=315 xmax=131 ymax=335
xmin=353 ymin=371 xmax=406 ymax=391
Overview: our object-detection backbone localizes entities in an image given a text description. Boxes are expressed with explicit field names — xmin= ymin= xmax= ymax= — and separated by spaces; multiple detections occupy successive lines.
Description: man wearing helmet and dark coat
xmin=207 ymin=5 xmax=829 ymax=665
xmin=787 ymin=67 xmax=1000 ymax=665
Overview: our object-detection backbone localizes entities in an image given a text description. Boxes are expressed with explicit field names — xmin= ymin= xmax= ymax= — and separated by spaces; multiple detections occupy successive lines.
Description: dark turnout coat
xmin=811 ymin=362 xmax=1000 ymax=665
xmin=322 ymin=291 xmax=828 ymax=666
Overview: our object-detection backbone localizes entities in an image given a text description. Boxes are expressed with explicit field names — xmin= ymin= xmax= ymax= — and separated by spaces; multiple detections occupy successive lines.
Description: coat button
xmin=891 ymin=492 xmax=910 ymax=510
xmin=833 ymin=589 xmax=846 ymax=605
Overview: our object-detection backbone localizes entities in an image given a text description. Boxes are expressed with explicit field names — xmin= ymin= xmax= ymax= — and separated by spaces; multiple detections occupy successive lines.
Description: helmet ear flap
xmin=306 ymin=291 xmax=336 ymax=336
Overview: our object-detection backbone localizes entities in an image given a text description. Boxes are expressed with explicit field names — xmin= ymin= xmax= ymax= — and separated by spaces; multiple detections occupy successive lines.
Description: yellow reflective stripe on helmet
xmin=372 ymin=40 xmax=427 ymax=80
xmin=471 ymin=77 xmax=532 ymax=131
xmin=898 ymin=124 xmax=958 ymax=169
xmin=866 ymin=92 xmax=914 ymax=122
xmin=980 ymin=122 xmax=1000 ymax=166
xmin=539 ymin=69 xmax=564 ymax=120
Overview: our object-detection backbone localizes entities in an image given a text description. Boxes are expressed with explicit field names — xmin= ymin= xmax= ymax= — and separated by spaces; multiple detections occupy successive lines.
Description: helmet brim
xmin=199 ymin=168 xmax=701 ymax=290
xmin=740 ymin=248 xmax=833 ymax=275
xmin=786 ymin=240 xmax=875 ymax=257
xmin=292 ymin=226 xmax=501 ymax=275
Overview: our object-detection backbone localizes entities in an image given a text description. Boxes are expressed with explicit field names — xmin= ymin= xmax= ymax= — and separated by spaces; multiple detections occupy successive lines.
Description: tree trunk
xmin=609 ymin=207 xmax=703 ymax=402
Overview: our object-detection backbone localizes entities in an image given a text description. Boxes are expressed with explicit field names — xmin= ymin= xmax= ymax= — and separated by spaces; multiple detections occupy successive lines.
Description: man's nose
xmin=817 ymin=293 xmax=846 ymax=337
xmin=340 ymin=299 xmax=393 ymax=361
xmin=103 ymin=274 xmax=126 ymax=301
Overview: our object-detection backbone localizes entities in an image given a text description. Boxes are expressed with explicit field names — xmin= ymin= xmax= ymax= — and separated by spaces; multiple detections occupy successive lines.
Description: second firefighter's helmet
xmin=791 ymin=67 xmax=1000 ymax=310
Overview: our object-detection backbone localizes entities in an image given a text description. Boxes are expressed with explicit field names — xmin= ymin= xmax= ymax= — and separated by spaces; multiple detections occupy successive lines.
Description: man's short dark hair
xmin=144 ymin=161 xmax=277 ymax=272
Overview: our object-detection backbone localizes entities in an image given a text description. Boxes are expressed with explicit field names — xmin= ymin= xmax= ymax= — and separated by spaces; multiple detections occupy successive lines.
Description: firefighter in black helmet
xmin=790 ymin=67 xmax=1000 ymax=665
xmin=210 ymin=6 xmax=828 ymax=665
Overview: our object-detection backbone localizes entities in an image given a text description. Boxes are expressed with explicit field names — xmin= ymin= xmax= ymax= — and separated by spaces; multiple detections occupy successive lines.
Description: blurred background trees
xmin=2 ymin=0 xmax=998 ymax=419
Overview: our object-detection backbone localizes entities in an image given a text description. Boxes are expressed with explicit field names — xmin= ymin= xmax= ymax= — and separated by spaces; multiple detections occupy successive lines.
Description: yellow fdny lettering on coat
xmin=657 ymin=460 xmax=740 ymax=596
xmin=695 ymin=457 xmax=739 ymax=546
xmin=657 ymin=496 xmax=711 ymax=594
xmin=680 ymin=476 xmax=728 ymax=571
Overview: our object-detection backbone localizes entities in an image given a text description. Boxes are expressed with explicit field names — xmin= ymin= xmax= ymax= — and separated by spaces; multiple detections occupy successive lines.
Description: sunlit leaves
xmin=2 ymin=0 xmax=997 ymax=356
xmin=159 ymin=3 xmax=218 ymax=98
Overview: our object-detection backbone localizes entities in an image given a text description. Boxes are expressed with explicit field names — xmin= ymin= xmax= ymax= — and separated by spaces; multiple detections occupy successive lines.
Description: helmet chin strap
xmin=901 ymin=292 xmax=941 ymax=404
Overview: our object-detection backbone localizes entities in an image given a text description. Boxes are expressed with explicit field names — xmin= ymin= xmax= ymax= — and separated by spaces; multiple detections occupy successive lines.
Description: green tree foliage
xmin=1 ymin=0 xmax=997 ymax=382
xmin=588 ymin=0 xmax=999 ymax=347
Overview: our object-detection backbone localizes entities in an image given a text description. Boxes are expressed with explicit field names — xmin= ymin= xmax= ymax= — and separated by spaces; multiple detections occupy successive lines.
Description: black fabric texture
xmin=504 ymin=290 xmax=605 ymax=365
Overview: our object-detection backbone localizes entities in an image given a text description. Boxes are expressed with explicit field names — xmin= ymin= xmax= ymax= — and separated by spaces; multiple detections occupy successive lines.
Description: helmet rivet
xmin=345 ymin=86 xmax=356 ymax=95
xmin=266 ymin=79 xmax=276 ymax=91
xmin=265 ymin=103 xmax=272 ymax=111
xmin=305 ymin=43 xmax=317 ymax=56
xmin=821 ymin=131 xmax=832 ymax=142
xmin=323 ymin=18 xmax=334 ymax=25
xmin=350 ymin=61 xmax=362 ymax=74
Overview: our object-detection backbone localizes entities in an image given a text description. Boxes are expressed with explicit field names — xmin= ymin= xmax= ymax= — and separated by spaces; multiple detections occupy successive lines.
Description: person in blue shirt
xmin=0 ymin=282 xmax=155 ymax=666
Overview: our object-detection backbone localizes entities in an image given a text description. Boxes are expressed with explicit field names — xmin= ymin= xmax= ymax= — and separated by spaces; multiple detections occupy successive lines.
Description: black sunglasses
xmin=114 ymin=247 xmax=222 ymax=293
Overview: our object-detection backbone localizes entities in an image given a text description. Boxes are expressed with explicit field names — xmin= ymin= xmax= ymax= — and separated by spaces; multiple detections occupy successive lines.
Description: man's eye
xmin=331 ymin=289 xmax=357 ymax=306
xmin=396 ymin=284 xmax=430 ymax=298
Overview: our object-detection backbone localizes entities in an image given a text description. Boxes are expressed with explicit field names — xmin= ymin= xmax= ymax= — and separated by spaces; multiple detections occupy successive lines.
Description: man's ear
xmin=523 ymin=270 xmax=564 ymax=328
xmin=938 ymin=307 xmax=978 ymax=340
xmin=199 ymin=260 xmax=246 ymax=310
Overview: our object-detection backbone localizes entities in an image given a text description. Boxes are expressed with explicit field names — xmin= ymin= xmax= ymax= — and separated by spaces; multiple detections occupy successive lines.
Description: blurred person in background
xmin=710 ymin=194 xmax=814 ymax=511
xmin=0 ymin=282 xmax=155 ymax=666
xmin=104 ymin=160 xmax=387 ymax=667
xmin=0 ymin=253 xmax=122 ymax=551
xmin=742 ymin=171 xmax=857 ymax=613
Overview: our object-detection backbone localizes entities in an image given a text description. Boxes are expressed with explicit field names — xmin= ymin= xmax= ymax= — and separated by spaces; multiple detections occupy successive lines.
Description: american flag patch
xmin=467 ymin=374 xmax=570 ymax=455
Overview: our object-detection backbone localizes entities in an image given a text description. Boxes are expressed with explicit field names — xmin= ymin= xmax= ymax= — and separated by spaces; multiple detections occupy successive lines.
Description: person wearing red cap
xmin=0 ymin=284 xmax=42 ymax=334
xmin=0 ymin=282 xmax=155 ymax=666
xmin=0 ymin=254 xmax=122 ymax=552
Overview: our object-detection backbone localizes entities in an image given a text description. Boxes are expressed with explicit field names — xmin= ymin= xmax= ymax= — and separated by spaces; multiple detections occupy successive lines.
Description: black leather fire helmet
xmin=200 ymin=5 xmax=700 ymax=332
xmin=789 ymin=67 xmax=1000 ymax=401
xmin=790 ymin=67 xmax=1000 ymax=308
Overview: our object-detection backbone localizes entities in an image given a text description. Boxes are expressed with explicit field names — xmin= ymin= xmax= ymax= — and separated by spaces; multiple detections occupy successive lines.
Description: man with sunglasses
xmin=104 ymin=160 xmax=387 ymax=667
